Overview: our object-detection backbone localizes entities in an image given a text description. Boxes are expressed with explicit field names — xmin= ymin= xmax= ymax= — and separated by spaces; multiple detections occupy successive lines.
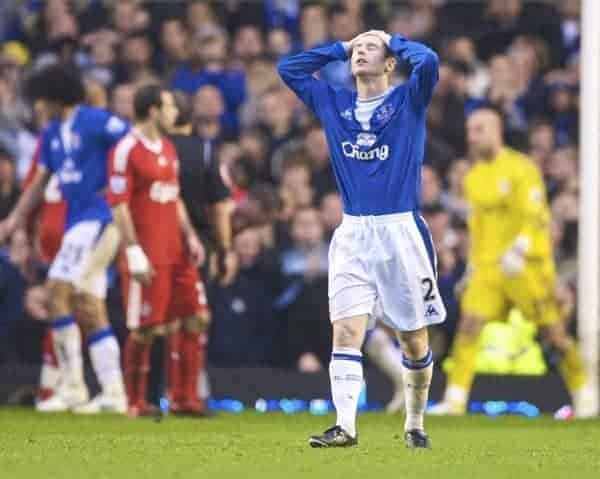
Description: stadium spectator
xmin=267 ymin=28 xmax=293 ymax=59
xmin=279 ymin=207 xmax=330 ymax=369
xmin=172 ymin=24 xmax=246 ymax=134
xmin=528 ymin=119 xmax=556 ymax=171
xmin=208 ymin=225 xmax=280 ymax=366
xmin=299 ymin=3 xmax=329 ymax=49
xmin=158 ymin=18 xmax=189 ymax=77
xmin=111 ymin=0 xmax=150 ymax=38
xmin=0 ymin=147 xmax=20 ymax=223
xmin=0 ymin=1 xmax=590 ymax=405
xmin=304 ymin=124 xmax=336 ymax=201
xmin=110 ymin=83 xmax=136 ymax=122
xmin=232 ymin=25 xmax=265 ymax=68
xmin=420 ymin=164 xmax=442 ymax=208
xmin=116 ymin=31 xmax=156 ymax=84
xmin=193 ymin=84 xmax=231 ymax=145
xmin=319 ymin=192 xmax=343 ymax=241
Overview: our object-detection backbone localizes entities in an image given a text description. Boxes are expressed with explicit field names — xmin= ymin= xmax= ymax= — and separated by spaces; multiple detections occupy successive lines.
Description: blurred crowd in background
xmin=0 ymin=0 xmax=582 ymax=373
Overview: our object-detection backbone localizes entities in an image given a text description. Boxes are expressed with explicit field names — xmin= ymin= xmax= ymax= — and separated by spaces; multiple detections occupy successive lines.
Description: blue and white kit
xmin=40 ymin=106 xmax=127 ymax=297
xmin=278 ymin=34 xmax=447 ymax=331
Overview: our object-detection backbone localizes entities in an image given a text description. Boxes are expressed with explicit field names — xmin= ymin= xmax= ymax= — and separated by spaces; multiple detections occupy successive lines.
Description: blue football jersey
xmin=40 ymin=106 xmax=128 ymax=228
xmin=278 ymin=35 xmax=439 ymax=216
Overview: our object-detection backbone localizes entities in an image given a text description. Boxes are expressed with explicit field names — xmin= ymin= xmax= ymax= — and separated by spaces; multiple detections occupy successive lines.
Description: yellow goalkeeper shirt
xmin=464 ymin=147 xmax=552 ymax=268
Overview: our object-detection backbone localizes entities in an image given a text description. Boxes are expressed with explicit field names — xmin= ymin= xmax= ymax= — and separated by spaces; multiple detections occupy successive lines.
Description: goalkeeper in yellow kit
xmin=429 ymin=108 xmax=593 ymax=417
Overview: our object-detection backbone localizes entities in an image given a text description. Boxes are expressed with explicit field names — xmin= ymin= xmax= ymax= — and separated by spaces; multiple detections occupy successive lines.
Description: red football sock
xmin=166 ymin=330 xmax=183 ymax=404
xmin=198 ymin=332 xmax=207 ymax=394
xmin=124 ymin=336 xmax=151 ymax=408
xmin=181 ymin=330 xmax=201 ymax=404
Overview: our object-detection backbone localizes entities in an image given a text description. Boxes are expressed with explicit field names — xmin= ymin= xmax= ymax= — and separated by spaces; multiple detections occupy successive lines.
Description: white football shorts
xmin=328 ymin=212 xmax=447 ymax=331
xmin=48 ymin=220 xmax=120 ymax=298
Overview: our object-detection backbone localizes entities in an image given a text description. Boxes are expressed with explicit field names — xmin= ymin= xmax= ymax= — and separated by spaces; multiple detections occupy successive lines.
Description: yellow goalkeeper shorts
xmin=461 ymin=262 xmax=561 ymax=326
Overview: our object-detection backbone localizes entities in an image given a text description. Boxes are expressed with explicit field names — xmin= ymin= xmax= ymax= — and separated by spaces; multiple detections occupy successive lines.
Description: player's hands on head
xmin=364 ymin=30 xmax=392 ymax=47
xmin=344 ymin=30 xmax=391 ymax=53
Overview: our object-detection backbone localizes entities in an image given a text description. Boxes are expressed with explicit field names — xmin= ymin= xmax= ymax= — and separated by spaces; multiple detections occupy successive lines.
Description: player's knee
xmin=398 ymin=328 xmax=429 ymax=359
xmin=73 ymin=292 xmax=108 ymax=335
xmin=165 ymin=320 xmax=181 ymax=336
xmin=131 ymin=326 xmax=159 ymax=345
xmin=332 ymin=321 xmax=363 ymax=349
xmin=540 ymin=324 xmax=571 ymax=353
xmin=182 ymin=311 xmax=209 ymax=334
xmin=46 ymin=280 xmax=73 ymax=317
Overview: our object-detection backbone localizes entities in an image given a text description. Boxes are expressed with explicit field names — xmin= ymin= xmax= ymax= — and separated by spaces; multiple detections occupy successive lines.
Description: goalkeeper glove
xmin=500 ymin=235 xmax=530 ymax=276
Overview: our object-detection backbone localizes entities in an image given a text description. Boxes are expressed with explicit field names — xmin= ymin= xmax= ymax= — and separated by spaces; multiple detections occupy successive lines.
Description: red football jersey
xmin=24 ymin=139 xmax=67 ymax=262
xmin=108 ymin=130 xmax=182 ymax=266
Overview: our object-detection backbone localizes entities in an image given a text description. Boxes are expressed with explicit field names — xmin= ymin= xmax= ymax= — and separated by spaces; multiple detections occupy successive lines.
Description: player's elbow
xmin=276 ymin=57 xmax=290 ymax=80
xmin=423 ymin=48 xmax=439 ymax=70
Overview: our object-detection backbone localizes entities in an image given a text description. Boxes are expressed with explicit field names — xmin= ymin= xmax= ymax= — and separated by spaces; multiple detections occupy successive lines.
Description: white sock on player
xmin=51 ymin=316 xmax=85 ymax=388
xmin=88 ymin=327 xmax=125 ymax=396
xmin=39 ymin=362 xmax=61 ymax=393
xmin=402 ymin=349 xmax=433 ymax=431
xmin=330 ymin=348 xmax=363 ymax=438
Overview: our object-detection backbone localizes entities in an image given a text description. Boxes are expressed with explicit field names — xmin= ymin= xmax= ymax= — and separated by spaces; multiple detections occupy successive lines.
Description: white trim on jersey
xmin=131 ymin=128 xmax=162 ymax=154
xmin=112 ymin=133 xmax=137 ymax=173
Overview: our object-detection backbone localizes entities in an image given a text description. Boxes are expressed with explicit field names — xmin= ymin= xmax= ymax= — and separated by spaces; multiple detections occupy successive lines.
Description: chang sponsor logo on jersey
xmin=342 ymin=132 xmax=389 ymax=161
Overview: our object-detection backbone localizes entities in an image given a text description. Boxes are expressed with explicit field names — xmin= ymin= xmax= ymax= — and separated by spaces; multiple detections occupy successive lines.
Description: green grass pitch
xmin=1 ymin=408 xmax=599 ymax=479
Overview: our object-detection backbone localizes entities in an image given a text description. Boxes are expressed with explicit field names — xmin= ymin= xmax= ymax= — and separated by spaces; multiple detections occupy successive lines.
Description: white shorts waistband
xmin=342 ymin=212 xmax=414 ymax=225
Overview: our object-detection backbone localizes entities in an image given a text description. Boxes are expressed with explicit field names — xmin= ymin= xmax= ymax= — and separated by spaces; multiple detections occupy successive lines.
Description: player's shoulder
xmin=162 ymin=135 xmax=177 ymax=152
xmin=499 ymin=147 xmax=530 ymax=165
xmin=501 ymin=147 xmax=541 ymax=176
xmin=80 ymin=105 xmax=128 ymax=134
xmin=40 ymin=121 xmax=61 ymax=149
xmin=111 ymin=132 xmax=139 ymax=171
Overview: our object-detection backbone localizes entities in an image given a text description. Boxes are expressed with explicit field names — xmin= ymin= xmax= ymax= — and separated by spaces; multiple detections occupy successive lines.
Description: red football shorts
xmin=122 ymin=257 xmax=208 ymax=330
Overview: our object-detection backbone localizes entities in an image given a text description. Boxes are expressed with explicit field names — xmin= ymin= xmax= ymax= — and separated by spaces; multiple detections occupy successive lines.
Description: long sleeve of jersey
xmin=277 ymin=42 xmax=348 ymax=115
xmin=513 ymin=165 xmax=552 ymax=259
xmin=388 ymin=34 xmax=439 ymax=110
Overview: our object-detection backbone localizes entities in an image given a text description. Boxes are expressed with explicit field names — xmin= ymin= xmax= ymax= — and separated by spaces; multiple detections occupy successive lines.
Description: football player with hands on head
xmin=279 ymin=29 xmax=444 ymax=449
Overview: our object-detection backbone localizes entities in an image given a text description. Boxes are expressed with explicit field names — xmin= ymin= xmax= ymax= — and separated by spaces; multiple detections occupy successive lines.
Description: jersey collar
xmin=132 ymin=128 xmax=163 ymax=154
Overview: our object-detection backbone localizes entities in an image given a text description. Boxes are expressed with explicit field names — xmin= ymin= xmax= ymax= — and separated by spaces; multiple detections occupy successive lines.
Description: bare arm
xmin=211 ymin=198 xmax=234 ymax=251
xmin=176 ymin=198 xmax=195 ymax=238
xmin=12 ymin=167 xmax=50 ymax=227
xmin=0 ymin=167 xmax=50 ymax=241
xmin=111 ymin=202 xmax=153 ymax=284
xmin=111 ymin=202 xmax=140 ymax=247
xmin=177 ymin=198 xmax=205 ymax=266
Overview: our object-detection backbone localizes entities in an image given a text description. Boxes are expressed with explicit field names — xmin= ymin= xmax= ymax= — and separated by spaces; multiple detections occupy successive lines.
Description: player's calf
xmin=125 ymin=326 xmax=159 ymax=416
xmin=71 ymin=292 xmax=126 ymax=414
xmin=44 ymin=279 xmax=88 ymax=408
xmin=168 ymin=314 xmax=209 ymax=416
xmin=540 ymin=323 xmax=592 ymax=417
